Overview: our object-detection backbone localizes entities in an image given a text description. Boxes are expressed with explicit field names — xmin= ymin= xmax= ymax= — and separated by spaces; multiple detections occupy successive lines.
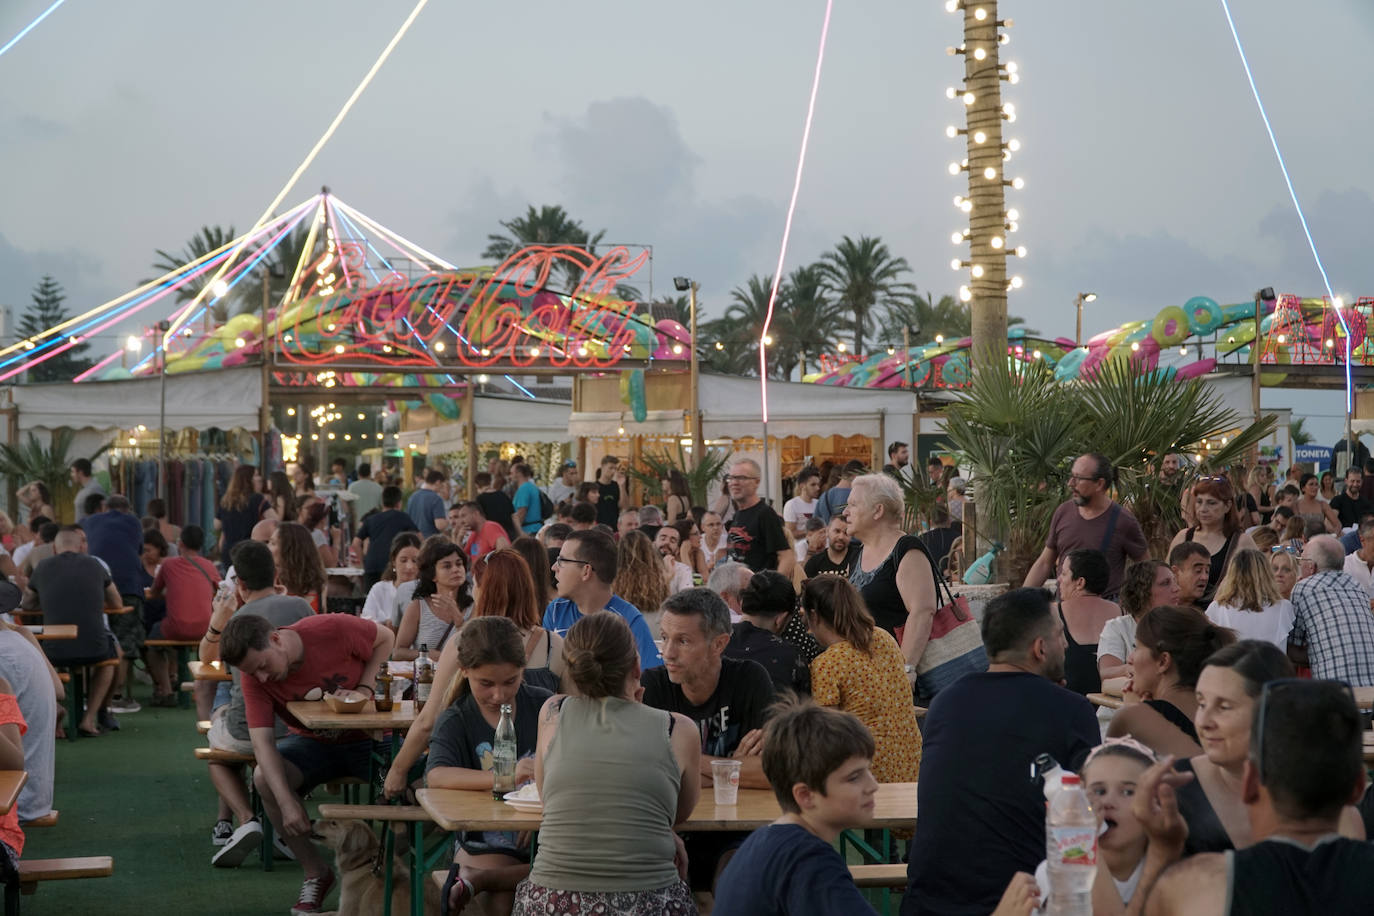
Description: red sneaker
xmin=291 ymin=870 xmax=336 ymax=915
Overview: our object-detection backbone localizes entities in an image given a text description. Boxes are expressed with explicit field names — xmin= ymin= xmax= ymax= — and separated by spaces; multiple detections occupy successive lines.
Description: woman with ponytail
xmin=802 ymin=576 xmax=921 ymax=784
xmin=505 ymin=611 xmax=700 ymax=915
xmin=1106 ymin=605 xmax=1236 ymax=758
xmin=425 ymin=616 xmax=552 ymax=916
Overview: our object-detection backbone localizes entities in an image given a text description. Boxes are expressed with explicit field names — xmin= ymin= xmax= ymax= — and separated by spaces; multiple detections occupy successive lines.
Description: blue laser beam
xmin=0 ymin=0 xmax=67 ymax=60
xmin=1218 ymin=0 xmax=1352 ymax=412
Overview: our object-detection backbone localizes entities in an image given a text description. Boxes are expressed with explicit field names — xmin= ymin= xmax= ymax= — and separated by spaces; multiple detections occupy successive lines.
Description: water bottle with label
xmin=1045 ymin=773 xmax=1097 ymax=915
xmin=491 ymin=703 xmax=516 ymax=799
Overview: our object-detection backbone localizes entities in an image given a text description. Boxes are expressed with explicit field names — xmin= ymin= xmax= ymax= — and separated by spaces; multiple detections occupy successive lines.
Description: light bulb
xmin=971 ymin=264 xmax=985 ymax=278
xmin=1008 ymin=139 xmax=1021 ymax=152
xmin=327 ymin=432 xmax=336 ymax=440
xmin=959 ymin=286 xmax=972 ymax=302
xmin=951 ymin=259 xmax=963 ymax=270
xmin=951 ymin=232 xmax=964 ymax=244
xmin=617 ymin=426 xmax=625 ymax=435
xmin=974 ymin=7 xmax=987 ymax=19
xmin=837 ymin=342 xmax=848 ymax=353
xmin=946 ymin=87 xmax=957 ymax=100
xmin=1016 ymin=246 xmax=1028 ymax=257
xmin=480 ymin=348 xmax=491 ymax=356
xmin=311 ymin=434 xmax=319 ymax=441
xmin=973 ymin=47 xmax=987 ymax=60
xmin=1131 ymin=342 xmax=1140 ymax=352
xmin=948 ymin=162 xmax=961 ymax=175
xmin=946 ymin=125 xmax=958 ymax=138
xmin=999 ymin=32 xmax=1010 ymax=44
xmin=887 ymin=346 xmax=896 ymax=355
xmin=1007 ymin=208 xmax=1021 ymax=221
xmin=1334 ymin=296 xmax=1345 ymax=308
xmin=963 ymin=91 xmax=975 ymax=105
xmin=344 ymin=434 xmax=351 ymax=441
xmin=333 ymin=344 xmax=345 ymax=354
xmin=434 ymin=341 xmax=446 ymax=352
xmin=326 ymin=323 xmax=336 ymax=332
xmin=1011 ymin=177 xmax=1025 ymax=189
xmin=944 ymin=0 xmax=958 ymax=10
xmin=234 ymin=337 xmax=246 ymax=348
xmin=714 ymin=341 xmax=724 ymax=350
xmin=1327 ymin=339 xmax=1335 ymax=347
xmin=1010 ymin=275 xmax=1024 ymax=289
xmin=286 ymin=407 xmax=296 ymax=416
xmin=1032 ymin=350 xmax=1042 ymax=359
xmin=961 ymin=200 xmax=973 ymax=213
xmin=1008 ymin=72 xmax=1020 ymax=84
xmin=762 ymin=334 xmax=774 ymax=346
xmin=936 ymin=334 xmax=945 ymax=344
xmin=953 ymin=195 xmax=965 ymax=206
xmin=1007 ymin=220 xmax=1019 ymax=232
xmin=211 ymin=279 xmax=229 ymax=298
xmin=1006 ymin=61 xmax=1019 ymax=73
xmin=984 ymin=167 xmax=997 ymax=180
xmin=672 ymin=343 xmax=684 ymax=354
xmin=357 ymin=412 xmax=365 ymax=420
xmin=990 ymin=237 xmax=1004 ymax=249
xmin=973 ymin=130 xmax=986 ymax=144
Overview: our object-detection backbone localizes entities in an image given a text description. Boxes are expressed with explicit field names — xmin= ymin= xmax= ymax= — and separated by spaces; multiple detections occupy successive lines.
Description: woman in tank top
xmin=506 ymin=612 xmax=701 ymax=915
xmin=1107 ymin=606 xmax=1234 ymax=759
xmin=396 ymin=537 xmax=471 ymax=662
xmin=1054 ymin=549 xmax=1121 ymax=696
xmin=1168 ymin=475 xmax=1257 ymax=605
xmin=1293 ymin=473 xmax=1339 ymax=534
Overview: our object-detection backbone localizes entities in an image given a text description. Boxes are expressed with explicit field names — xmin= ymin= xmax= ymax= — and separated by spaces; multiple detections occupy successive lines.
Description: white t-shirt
xmin=782 ymin=496 xmax=817 ymax=533
xmin=361 ymin=580 xmax=400 ymax=626
xmin=1205 ymin=599 xmax=1295 ymax=650
xmin=1034 ymin=857 xmax=1143 ymax=912
xmin=1343 ymin=552 xmax=1374 ymax=599
xmin=667 ymin=561 xmax=694 ymax=594
xmin=1096 ymin=615 xmax=1137 ymax=663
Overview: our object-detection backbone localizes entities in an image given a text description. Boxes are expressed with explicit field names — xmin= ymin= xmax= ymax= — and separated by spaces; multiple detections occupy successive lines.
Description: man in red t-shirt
xmin=219 ymin=613 xmax=394 ymax=914
xmin=454 ymin=501 xmax=511 ymax=563
xmin=148 ymin=524 xmax=220 ymax=709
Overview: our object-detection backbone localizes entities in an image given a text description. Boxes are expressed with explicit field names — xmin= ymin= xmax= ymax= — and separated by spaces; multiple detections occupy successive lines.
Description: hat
xmin=0 ymin=582 xmax=21 ymax=615
xmin=561 ymin=460 xmax=578 ymax=469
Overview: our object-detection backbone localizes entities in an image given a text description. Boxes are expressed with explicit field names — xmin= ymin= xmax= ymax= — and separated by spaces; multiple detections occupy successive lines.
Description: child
xmin=426 ymin=616 xmax=551 ymax=916
xmin=359 ymin=532 xmax=421 ymax=629
xmin=1035 ymin=738 xmax=1156 ymax=914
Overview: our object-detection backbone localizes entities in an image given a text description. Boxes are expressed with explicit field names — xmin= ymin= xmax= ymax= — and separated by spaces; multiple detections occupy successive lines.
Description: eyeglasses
xmin=1252 ymin=678 xmax=1354 ymax=780
xmin=1270 ymin=545 xmax=1298 ymax=555
xmin=723 ymin=475 xmax=758 ymax=483
xmin=552 ymin=556 xmax=590 ymax=568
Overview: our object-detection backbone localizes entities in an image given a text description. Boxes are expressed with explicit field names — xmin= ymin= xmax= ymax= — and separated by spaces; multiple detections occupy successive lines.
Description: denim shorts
xmin=275 ymin=734 xmax=374 ymax=795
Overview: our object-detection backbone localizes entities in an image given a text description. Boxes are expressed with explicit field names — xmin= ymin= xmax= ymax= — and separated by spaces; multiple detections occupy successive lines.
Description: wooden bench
xmin=196 ymin=720 xmax=211 ymax=735
xmin=6 ymin=855 xmax=113 ymax=915
xmin=19 ymin=811 xmax=56 ymax=829
xmin=850 ymin=863 xmax=907 ymax=916
xmin=56 ymin=658 xmax=120 ymax=743
xmin=144 ymin=638 xmax=200 ymax=709
xmin=194 ymin=746 xmax=255 ymax=765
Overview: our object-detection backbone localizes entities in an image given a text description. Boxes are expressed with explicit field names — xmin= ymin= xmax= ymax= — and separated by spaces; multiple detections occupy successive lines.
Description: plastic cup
xmin=711 ymin=759 xmax=742 ymax=806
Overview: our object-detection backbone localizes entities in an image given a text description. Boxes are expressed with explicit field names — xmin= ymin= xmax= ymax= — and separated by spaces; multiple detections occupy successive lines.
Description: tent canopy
xmin=4 ymin=366 xmax=262 ymax=432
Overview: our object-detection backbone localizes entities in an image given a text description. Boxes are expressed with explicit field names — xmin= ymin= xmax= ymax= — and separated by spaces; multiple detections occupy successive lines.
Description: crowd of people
xmin=2 ymin=442 xmax=1373 ymax=915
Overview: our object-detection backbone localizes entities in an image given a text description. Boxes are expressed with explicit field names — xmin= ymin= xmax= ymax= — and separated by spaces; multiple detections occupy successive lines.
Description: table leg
xmin=175 ymin=647 xmax=192 ymax=710
xmin=381 ymin=821 xmax=394 ymax=916
xmin=411 ymin=821 xmax=425 ymax=916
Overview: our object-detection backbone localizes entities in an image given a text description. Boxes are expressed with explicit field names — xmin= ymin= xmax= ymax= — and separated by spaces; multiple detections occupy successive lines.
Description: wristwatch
xmin=903 ymin=664 xmax=916 ymax=675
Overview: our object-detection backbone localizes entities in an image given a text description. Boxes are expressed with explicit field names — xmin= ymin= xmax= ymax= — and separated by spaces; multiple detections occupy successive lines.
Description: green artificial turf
xmin=21 ymin=698 xmax=342 ymax=915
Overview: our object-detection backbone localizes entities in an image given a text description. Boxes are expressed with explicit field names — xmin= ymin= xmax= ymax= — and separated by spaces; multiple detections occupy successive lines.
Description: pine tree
xmin=17 ymin=276 xmax=91 ymax=382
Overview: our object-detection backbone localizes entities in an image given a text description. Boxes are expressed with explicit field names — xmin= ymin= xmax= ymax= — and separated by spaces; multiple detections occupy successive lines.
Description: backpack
xmin=538 ymin=488 xmax=555 ymax=524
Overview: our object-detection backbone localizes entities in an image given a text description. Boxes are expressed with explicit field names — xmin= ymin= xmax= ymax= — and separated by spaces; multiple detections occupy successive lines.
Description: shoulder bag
xmin=893 ymin=536 xmax=988 ymax=699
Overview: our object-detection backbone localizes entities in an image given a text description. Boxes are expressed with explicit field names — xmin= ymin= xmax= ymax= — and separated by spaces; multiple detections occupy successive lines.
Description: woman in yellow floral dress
xmin=803 ymin=576 xmax=921 ymax=783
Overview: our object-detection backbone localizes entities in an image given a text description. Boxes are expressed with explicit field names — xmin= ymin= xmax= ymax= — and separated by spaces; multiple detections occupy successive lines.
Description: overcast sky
xmin=1 ymin=0 xmax=1370 ymax=441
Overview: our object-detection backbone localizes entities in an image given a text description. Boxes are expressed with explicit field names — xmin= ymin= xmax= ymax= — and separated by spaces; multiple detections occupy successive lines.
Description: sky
xmin=1 ymin=0 xmax=1371 ymax=442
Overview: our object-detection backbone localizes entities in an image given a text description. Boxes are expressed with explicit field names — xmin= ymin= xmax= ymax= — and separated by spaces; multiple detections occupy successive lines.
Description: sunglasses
xmin=1252 ymin=678 xmax=1355 ymax=781
xmin=1269 ymin=545 xmax=1298 ymax=555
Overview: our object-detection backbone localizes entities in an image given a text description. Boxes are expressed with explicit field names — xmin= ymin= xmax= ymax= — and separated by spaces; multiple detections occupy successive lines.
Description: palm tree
xmin=701 ymin=316 xmax=758 ymax=376
xmin=879 ymin=293 xmax=1035 ymax=347
xmin=774 ymin=263 xmax=838 ymax=376
xmin=151 ymin=225 xmax=262 ymax=322
xmin=483 ymin=205 xmax=606 ymax=291
xmin=1288 ymin=417 xmax=1313 ymax=446
xmin=647 ymin=295 xmax=692 ymax=328
xmin=725 ymin=275 xmax=795 ymax=378
xmin=817 ymin=235 xmax=918 ymax=357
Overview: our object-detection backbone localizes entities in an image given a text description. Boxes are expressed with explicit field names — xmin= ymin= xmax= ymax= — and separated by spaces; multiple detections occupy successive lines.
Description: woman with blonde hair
xmin=613 ymin=530 xmax=670 ymax=635
xmin=1270 ymin=547 xmax=1298 ymax=600
xmin=1204 ymin=548 xmax=1294 ymax=649
xmin=802 ymin=576 xmax=921 ymax=784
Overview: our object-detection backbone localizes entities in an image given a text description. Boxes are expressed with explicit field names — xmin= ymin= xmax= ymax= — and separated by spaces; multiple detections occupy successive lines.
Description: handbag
xmin=894 ymin=537 xmax=988 ymax=698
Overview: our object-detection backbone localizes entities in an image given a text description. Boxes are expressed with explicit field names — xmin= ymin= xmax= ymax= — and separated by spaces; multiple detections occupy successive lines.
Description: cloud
xmin=1256 ymin=187 xmax=1374 ymax=297
xmin=9 ymin=114 xmax=69 ymax=141
xmin=0 ymin=233 xmax=109 ymax=323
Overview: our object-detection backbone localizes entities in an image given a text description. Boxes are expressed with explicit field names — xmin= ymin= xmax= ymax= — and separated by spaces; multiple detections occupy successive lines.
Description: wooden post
xmin=464 ymin=380 xmax=477 ymax=499
xmin=631 ymin=434 xmax=643 ymax=506
xmin=877 ymin=410 xmax=887 ymax=469
xmin=259 ymin=270 xmax=272 ymax=452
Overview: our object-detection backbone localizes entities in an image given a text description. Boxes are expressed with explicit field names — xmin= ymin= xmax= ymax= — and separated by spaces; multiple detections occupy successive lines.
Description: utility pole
xmin=946 ymin=0 xmax=1021 ymax=378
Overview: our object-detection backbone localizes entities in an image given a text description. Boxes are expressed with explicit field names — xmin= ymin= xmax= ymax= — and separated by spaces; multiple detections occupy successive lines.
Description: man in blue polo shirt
xmin=542 ymin=529 xmax=662 ymax=669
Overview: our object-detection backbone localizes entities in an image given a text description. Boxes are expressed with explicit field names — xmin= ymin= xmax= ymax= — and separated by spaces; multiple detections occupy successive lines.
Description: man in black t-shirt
xmin=1331 ymin=466 xmax=1372 ymax=528
xmin=475 ymin=472 xmax=519 ymax=539
xmin=723 ymin=459 xmax=793 ymax=576
xmin=349 ymin=486 xmax=417 ymax=590
xmin=594 ymin=455 xmax=623 ymax=528
xmin=901 ymin=588 xmax=1098 ymax=916
xmin=804 ymin=515 xmax=861 ymax=578
xmin=642 ymin=588 xmax=775 ymax=892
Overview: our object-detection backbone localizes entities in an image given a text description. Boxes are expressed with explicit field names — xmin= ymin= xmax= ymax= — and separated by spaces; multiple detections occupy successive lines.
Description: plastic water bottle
xmin=1045 ymin=773 xmax=1096 ymax=915
xmin=963 ymin=541 xmax=1003 ymax=585
xmin=491 ymin=704 xmax=517 ymax=799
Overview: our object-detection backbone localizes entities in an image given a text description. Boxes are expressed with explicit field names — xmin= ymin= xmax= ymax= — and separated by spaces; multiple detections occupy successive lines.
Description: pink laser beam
xmin=758 ymin=0 xmax=833 ymax=421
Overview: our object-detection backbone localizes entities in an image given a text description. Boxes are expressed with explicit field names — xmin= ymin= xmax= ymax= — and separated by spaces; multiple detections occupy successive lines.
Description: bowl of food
xmin=323 ymin=689 xmax=369 ymax=714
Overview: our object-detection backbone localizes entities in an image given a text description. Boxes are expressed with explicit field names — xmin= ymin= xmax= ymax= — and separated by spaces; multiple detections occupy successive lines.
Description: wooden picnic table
xmin=25 ymin=625 xmax=77 ymax=642
xmin=325 ymin=567 xmax=366 ymax=578
xmin=0 ymin=771 xmax=27 ymax=815
xmin=286 ymin=699 xmax=418 ymax=732
xmin=188 ymin=660 xmax=232 ymax=682
xmin=417 ymin=781 xmax=919 ymax=833
xmin=1088 ymin=693 xmax=1124 ymax=710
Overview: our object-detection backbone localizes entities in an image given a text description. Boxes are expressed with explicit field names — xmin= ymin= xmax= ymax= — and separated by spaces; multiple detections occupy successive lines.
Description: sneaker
xmin=98 ymin=710 xmax=120 ymax=732
xmin=272 ymin=833 xmax=296 ymax=861
xmin=108 ymin=696 xmax=141 ymax=714
xmin=211 ymin=820 xmax=263 ymax=868
xmin=211 ymin=819 xmax=234 ymax=846
xmin=291 ymin=871 xmax=337 ymax=915
xmin=132 ymin=664 xmax=153 ymax=686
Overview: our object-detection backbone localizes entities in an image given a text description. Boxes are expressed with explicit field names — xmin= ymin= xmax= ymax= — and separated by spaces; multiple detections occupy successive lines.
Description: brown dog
xmin=313 ymin=817 xmax=439 ymax=916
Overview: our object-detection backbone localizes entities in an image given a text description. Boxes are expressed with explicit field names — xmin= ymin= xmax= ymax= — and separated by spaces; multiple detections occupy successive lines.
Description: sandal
xmin=77 ymin=725 xmax=103 ymax=738
xmin=440 ymin=863 xmax=474 ymax=916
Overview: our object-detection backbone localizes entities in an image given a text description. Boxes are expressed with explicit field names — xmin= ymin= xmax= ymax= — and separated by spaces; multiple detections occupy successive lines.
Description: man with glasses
xmin=541 ymin=529 xmax=663 ymax=669
xmin=723 ymin=459 xmax=793 ymax=577
xmin=1025 ymin=453 xmax=1148 ymax=599
xmin=1288 ymin=535 xmax=1374 ymax=684
xmin=1131 ymin=679 xmax=1374 ymax=913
